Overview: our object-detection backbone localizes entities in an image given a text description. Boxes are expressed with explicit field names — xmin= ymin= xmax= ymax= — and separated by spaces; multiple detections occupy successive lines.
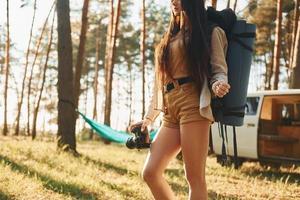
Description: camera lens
xmin=125 ymin=137 xmax=136 ymax=149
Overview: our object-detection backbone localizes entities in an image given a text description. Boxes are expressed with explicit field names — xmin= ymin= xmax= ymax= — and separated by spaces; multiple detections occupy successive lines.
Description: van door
xmin=211 ymin=95 xmax=262 ymax=159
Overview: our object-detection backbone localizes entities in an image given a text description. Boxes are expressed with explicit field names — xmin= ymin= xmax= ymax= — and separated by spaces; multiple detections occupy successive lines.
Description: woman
xmin=131 ymin=0 xmax=230 ymax=199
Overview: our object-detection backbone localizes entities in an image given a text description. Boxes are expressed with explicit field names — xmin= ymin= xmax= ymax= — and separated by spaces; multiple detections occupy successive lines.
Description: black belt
xmin=164 ymin=76 xmax=194 ymax=93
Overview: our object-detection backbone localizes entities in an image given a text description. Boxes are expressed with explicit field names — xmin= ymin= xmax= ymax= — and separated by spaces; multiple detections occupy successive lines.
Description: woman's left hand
xmin=212 ymin=80 xmax=230 ymax=98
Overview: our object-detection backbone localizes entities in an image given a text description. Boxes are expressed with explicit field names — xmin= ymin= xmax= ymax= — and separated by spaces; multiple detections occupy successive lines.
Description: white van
xmin=210 ymin=89 xmax=300 ymax=168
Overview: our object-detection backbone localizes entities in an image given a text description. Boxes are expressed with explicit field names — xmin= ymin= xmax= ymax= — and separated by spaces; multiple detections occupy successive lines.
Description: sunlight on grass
xmin=0 ymin=136 xmax=299 ymax=200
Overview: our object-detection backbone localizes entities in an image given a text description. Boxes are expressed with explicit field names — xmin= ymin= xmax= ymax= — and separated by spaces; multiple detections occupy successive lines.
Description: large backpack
xmin=206 ymin=7 xmax=256 ymax=169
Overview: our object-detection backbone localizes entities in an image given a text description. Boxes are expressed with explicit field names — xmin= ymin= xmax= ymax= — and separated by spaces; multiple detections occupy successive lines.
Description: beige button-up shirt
xmin=143 ymin=26 xmax=228 ymax=123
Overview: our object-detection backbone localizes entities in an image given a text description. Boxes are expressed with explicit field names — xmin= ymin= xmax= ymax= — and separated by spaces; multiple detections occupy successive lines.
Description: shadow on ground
xmin=0 ymin=189 xmax=13 ymax=200
xmin=240 ymin=167 xmax=300 ymax=185
xmin=0 ymin=154 xmax=99 ymax=199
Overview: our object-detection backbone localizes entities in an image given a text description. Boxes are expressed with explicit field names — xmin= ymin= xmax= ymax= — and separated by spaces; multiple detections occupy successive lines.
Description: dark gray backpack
xmin=206 ymin=7 xmax=256 ymax=169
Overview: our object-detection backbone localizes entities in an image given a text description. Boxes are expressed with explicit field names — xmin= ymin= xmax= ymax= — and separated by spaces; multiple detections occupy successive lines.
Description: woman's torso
xmin=163 ymin=27 xmax=191 ymax=85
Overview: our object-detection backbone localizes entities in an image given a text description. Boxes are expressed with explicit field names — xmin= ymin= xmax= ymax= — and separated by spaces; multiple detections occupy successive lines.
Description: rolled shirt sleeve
xmin=209 ymin=26 xmax=228 ymax=86
xmin=143 ymin=69 xmax=161 ymax=123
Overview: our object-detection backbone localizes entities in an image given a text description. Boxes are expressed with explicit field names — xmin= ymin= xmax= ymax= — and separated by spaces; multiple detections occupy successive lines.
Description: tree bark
xmin=141 ymin=0 xmax=146 ymax=119
xmin=127 ymin=63 xmax=133 ymax=127
xmin=74 ymin=0 xmax=90 ymax=114
xmin=15 ymin=0 xmax=37 ymax=136
xmin=233 ymin=0 xmax=238 ymax=12
xmin=104 ymin=0 xmax=114 ymax=77
xmin=3 ymin=0 xmax=10 ymax=136
xmin=84 ymin=67 xmax=89 ymax=125
xmin=227 ymin=0 xmax=231 ymax=9
xmin=104 ymin=0 xmax=121 ymax=126
xmin=289 ymin=0 xmax=299 ymax=71
xmin=57 ymin=0 xmax=77 ymax=153
xmin=290 ymin=19 xmax=300 ymax=88
xmin=90 ymin=20 xmax=101 ymax=140
xmin=272 ymin=0 xmax=283 ymax=90
xmin=212 ymin=0 xmax=217 ymax=9
xmin=32 ymin=11 xmax=55 ymax=140
xmin=26 ymin=2 xmax=56 ymax=136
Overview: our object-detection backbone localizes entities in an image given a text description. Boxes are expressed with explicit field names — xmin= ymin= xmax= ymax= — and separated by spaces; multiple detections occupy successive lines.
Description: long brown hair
xmin=155 ymin=0 xmax=210 ymax=92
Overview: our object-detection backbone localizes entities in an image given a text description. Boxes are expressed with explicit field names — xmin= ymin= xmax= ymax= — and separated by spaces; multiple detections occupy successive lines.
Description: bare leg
xmin=142 ymin=125 xmax=181 ymax=200
xmin=180 ymin=120 xmax=211 ymax=200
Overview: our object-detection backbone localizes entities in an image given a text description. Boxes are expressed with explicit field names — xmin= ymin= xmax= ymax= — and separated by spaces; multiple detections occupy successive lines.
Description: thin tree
xmin=104 ymin=0 xmax=114 ymax=76
xmin=26 ymin=2 xmax=56 ymax=136
xmin=227 ymin=0 xmax=231 ymax=9
xmin=104 ymin=0 xmax=121 ymax=126
xmin=32 ymin=11 xmax=56 ymax=140
xmin=212 ymin=0 xmax=217 ymax=9
xmin=84 ymin=65 xmax=89 ymax=124
xmin=57 ymin=0 xmax=77 ymax=153
xmin=290 ymin=18 xmax=300 ymax=88
xmin=289 ymin=0 xmax=299 ymax=71
xmin=127 ymin=62 xmax=133 ymax=126
xmin=74 ymin=0 xmax=90 ymax=114
xmin=90 ymin=20 xmax=102 ymax=139
xmin=272 ymin=0 xmax=283 ymax=90
xmin=233 ymin=0 xmax=238 ymax=12
xmin=14 ymin=0 xmax=37 ymax=136
xmin=3 ymin=0 xmax=10 ymax=136
xmin=141 ymin=0 xmax=146 ymax=118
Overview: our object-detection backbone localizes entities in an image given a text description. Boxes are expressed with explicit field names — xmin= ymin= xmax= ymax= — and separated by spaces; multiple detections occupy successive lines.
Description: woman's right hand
xmin=129 ymin=118 xmax=152 ymax=133
xmin=141 ymin=118 xmax=152 ymax=132
xmin=129 ymin=119 xmax=152 ymax=144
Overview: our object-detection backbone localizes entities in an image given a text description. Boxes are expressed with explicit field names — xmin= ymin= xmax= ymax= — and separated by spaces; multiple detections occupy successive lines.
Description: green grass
xmin=0 ymin=136 xmax=299 ymax=200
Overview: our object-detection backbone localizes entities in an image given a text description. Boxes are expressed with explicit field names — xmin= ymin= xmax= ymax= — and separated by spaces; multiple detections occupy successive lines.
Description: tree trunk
xmin=90 ymin=21 xmax=101 ymax=140
xmin=104 ymin=0 xmax=114 ymax=76
xmin=290 ymin=19 xmax=300 ymax=88
xmin=272 ymin=0 xmax=283 ymax=90
xmin=15 ymin=0 xmax=37 ymax=136
xmin=128 ymin=63 xmax=133 ymax=127
xmin=84 ymin=68 xmax=89 ymax=124
xmin=3 ymin=0 xmax=10 ymax=136
xmin=32 ymin=11 xmax=55 ymax=140
xmin=103 ymin=0 xmax=114 ymax=127
xmin=289 ymin=0 xmax=299 ymax=72
xmin=104 ymin=0 xmax=121 ymax=127
xmin=227 ymin=0 xmax=231 ymax=9
xmin=57 ymin=0 xmax=77 ymax=153
xmin=265 ymin=52 xmax=274 ymax=90
xmin=141 ymin=0 xmax=146 ymax=119
xmin=233 ymin=0 xmax=238 ymax=12
xmin=26 ymin=2 xmax=55 ymax=136
xmin=74 ymin=0 xmax=90 ymax=114
xmin=212 ymin=0 xmax=217 ymax=9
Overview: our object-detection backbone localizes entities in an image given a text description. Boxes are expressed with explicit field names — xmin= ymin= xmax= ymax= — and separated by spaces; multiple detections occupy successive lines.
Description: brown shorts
xmin=162 ymin=81 xmax=210 ymax=129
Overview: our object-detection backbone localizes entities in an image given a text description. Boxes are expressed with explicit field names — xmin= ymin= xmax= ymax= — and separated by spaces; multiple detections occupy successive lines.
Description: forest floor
xmin=0 ymin=136 xmax=300 ymax=200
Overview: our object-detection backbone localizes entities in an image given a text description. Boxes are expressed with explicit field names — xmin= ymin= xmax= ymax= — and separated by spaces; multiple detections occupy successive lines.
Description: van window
xmin=245 ymin=97 xmax=260 ymax=115
xmin=260 ymin=95 xmax=300 ymax=122
xmin=280 ymin=103 xmax=300 ymax=125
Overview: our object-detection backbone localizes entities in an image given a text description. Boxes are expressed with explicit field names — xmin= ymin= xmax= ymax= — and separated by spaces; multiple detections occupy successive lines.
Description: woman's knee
xmin=184 ymin=168 xmax=206 ymax=187
xmin=141 ymin=166 xmax=161 ymax=182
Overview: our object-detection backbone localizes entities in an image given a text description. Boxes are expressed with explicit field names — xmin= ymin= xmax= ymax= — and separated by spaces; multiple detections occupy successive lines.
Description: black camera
xmin=126 ymin=123 xmax=151 ymax=149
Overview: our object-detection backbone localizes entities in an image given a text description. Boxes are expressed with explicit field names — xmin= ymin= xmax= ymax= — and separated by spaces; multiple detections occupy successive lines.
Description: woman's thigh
xmin=180 ymin=120 xmax=211 ymax=180
xmin=143 ymin=125 xmax=181 ymax=174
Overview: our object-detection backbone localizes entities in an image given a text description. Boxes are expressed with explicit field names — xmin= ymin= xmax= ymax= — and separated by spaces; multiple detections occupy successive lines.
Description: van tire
xmin=216 ymin=155 xmax=244 ymax=168
xmin=259 ymin=161 xmax=281 ymax=170
xmin=216 ymin=155 xmax=233 ymax=167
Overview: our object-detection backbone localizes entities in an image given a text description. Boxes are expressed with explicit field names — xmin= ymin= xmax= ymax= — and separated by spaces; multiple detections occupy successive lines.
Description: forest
xmin=0 ymin=0 xmax=300 ymax=199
